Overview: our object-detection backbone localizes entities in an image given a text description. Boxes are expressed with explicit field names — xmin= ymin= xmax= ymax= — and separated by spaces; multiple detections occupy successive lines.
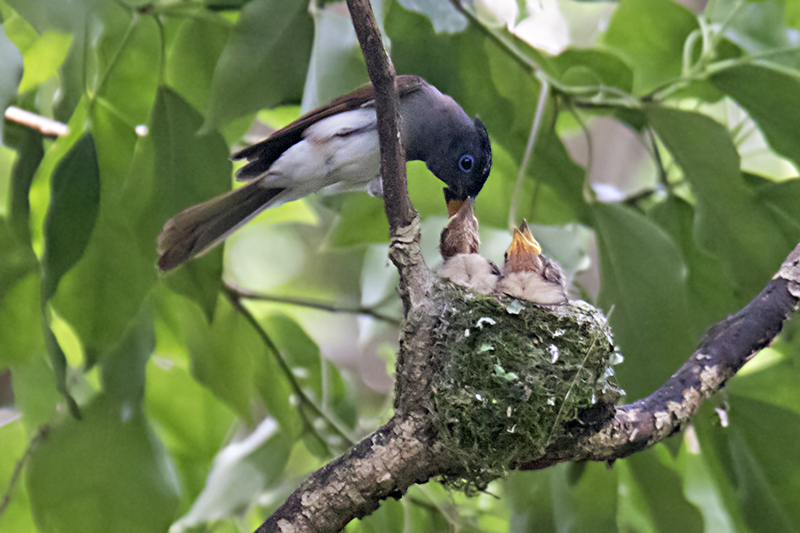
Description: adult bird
xmin=157 ymin=75 xmax=492 ymax=271
xmin=497 ymin=221 xmax=569 ymax=305
xmin=438 ymin=198 xmax=500 ymax=294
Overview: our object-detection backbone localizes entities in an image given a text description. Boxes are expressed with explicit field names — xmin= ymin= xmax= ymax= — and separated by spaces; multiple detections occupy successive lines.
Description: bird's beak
xmin=510 ymin=223 xmax=542 ymax=256
xmin=447 ymin=198 xmax=464 ymax=218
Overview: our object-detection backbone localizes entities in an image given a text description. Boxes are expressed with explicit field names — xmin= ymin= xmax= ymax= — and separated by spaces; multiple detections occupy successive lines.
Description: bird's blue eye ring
xmin=459 ymin=154 xmax=474 ymax=172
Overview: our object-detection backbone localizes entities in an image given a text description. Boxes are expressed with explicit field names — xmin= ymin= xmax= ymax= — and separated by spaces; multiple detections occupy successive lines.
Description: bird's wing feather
xmin=232 ymin=75 xmax=426 ymax=180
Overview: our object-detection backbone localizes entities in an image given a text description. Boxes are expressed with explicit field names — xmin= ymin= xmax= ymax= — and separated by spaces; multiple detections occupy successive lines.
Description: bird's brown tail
xmin=157 ymin=181 xmax=283 ymax=271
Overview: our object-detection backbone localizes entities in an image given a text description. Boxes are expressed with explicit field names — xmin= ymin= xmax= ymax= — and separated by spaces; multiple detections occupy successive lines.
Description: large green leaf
xmin=0 ymin=420 xmax=37 ymax=532
xmin=100 ymin=305 xmax=154 ymax=407
xmin=130 ymin=87 xmax=231 ymax=318
xmin=205 ymin=0 xmax=313 ymax=128
xmin=649 ymin=197 xmax=738 ymax=338
xmin=506 ymin=470 xmax=556 ymax=532
xmin=700 ymin=396 xmax=800 ymax=532
xmin=602 ymin=0 xmax=698 ymax=94
xmin=179 ymin=295 xmax=260 ymax=423
xmin=0 ymin=218 xmax=38 ymax=305
xmin=94 ymin=16 xmax=160 ymax=127
xmin=645 ymin=105 xmax=791 ymax=297
xmin=26 ymin=395 xmax=180 ymax=533
xmin=549 ymin=462 xmax=618 ymax=533
xmin=710 ymin=65 xmax=800 ymax=169
xmin=52 ymin=102 xmax=154 ymax=359
xmin=3 ymin=120 xmax=44 ymax=244
xmin=329 ymin=194 xmax=389 ymax=247
xmin=551 ymin=48 xmax=634 ymax=94
xmin=624 ymin=447 xmax=705 ymax=533
xmin=166 ymin=16 xmax=231 ymax=115
xmin=41 ymin=133 xmax=101 ymax=301
xmin=592 ymin=201 xmax=694 ymax=400
xmin=145 ymin=291 xmax=237 ymax=501
xmin=0 ymin=274 xmax=44 ymax=368
xmin=0 ymin=23 xmax=23 ymax=141
xmin=17 ymin=30 xmax=72 ymax=94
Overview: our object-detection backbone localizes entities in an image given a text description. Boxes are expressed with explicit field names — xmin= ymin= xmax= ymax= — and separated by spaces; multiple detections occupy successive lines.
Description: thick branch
xmin=255 ymin=413 xmax=451 ymax=533
xmin=522 ymin=242 xmax=800 ymax=469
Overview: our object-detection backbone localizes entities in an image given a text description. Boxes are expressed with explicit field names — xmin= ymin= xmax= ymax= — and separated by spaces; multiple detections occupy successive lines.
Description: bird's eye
xmin=458 ymin=154 xmax=474 ymax=172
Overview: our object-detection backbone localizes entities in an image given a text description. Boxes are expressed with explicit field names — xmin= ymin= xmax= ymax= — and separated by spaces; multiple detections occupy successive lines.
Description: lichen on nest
xmin=428 ymin=283 xmax=623 ymax=492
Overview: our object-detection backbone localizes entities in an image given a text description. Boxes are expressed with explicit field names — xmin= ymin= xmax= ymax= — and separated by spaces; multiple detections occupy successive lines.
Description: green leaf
xmin=550 ymin=462 xmax=618 ymax=533
xmin=17 ymin=30 xmax=72 ymax=94
xmin=100 ymin=305 xmax=154 ymax=407
xmin=265 ymin=314 xmax=323 ymax=399
xmin=95 ymin=16 xmax=160 ymax=127
xmin=645 ymin=105 xmax=791 ymax=296
xmin=171 ymin=418 xmax=292 ymax=530
xmin=603 ymin=0 xmax=698 ymax=94
xmin=0 ymin=218 xmax=38 ymax=305
xmin=623 ymin=447 xmax=705 ymax=533
xmin=329 ymin=194 xmax=389 ymax=247
xmin=166 ymin=16 xmax=231 ymax=115
xmin=3 ymin=120 xmax=44 ymax=244
xmin=301 ymin=3 xmax=368 ymax=112
xmin=592 ymin=201 xmax=694 ymax=400
xmin=205 ymin=0 xmax=313 ymax=128
xmin=506 ymin=470 xmax=556 ymax=531
xmin=0 ymin=24 xmax=23 ymax=141
xmin=145 ymin=298 xmax=237 ymax=500
xmin=41 ymin=134 xmax=101 ymax=301
xmin=710 ymin=65 xmax=800 ymax=169
xmin=26 ymin=395 xmax=180 ymax=533
xmin=719 ymin=397 xmax=800 ymax=531
xmin=135 ymin=87 xmax=230 ymax=317
xmin=52 ymin=102 xmax=155 ymax=357
xmin=551 ymin=48 xmax=634 ymax=93
xmin=180 ymin=295 xmax=259 ymax=423
xmin=0 ymin=420 xmax=37 ymax=532
xmin=11 ymin=354 xmax=61 ymax=427
xmin=649 ymin=197 xmax=738 ymax=338
xmin=0 ymin=274 xmax=44 ymax=368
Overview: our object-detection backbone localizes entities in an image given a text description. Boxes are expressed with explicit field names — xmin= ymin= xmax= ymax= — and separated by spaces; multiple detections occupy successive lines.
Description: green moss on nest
xmin=429 ymin=283 xmax=622 ymax=492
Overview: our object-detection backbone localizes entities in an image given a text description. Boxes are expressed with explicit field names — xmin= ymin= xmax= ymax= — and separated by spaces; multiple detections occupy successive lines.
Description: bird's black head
xmin=429 ymin=116 xmax=492 ymax=209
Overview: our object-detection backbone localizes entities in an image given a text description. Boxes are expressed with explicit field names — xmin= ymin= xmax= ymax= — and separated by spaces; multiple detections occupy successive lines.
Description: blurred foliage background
xmin=1 ymin=0 xmax=799 ymax=531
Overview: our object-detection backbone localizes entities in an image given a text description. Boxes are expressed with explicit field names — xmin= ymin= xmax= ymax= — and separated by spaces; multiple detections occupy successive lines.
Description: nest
xmin=428 ymin=283 xmax=623 ymax=492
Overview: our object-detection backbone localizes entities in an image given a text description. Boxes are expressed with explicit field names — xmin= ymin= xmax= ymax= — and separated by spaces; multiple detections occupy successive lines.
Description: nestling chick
xmin=497 ymin=220 xmax=568 ymax=305
xmin=438 ymin=198 xmax=499 ymax=294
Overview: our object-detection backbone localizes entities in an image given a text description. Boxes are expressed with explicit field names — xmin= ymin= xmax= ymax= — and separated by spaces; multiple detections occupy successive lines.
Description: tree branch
xmin=223 ymin=281 xmax=402 ymax=326
xmin=255 ymin=413 xmax=453 ymax=533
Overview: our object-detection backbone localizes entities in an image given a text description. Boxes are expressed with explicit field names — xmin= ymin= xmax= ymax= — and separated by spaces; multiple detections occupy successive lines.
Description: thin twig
xmin=4 ymin=107 xmax=69 ymax=137
xmin=0 ymin=425 xmax=48 ymax=522
xmin=508 ymin=80 xmax=550 ymax=229
xmin=224 ymin=282 xmax=401 ymax=326
xmin=224 ymin=287 xmax=357 ymax=447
